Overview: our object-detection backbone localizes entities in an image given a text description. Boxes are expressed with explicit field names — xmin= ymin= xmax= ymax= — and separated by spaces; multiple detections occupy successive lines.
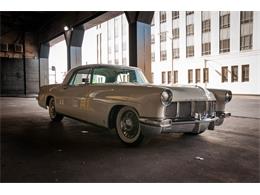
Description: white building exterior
xmin=82 ymin=11 xmax=260 ymax=95
xmin=151 ymin=11 xmax=260 ymax=95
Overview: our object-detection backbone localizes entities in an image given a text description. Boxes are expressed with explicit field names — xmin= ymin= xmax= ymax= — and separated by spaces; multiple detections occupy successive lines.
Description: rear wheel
xmin=116 ymin=106 xmax=145 ymax=146
xmin=48 ymin=97 xmax=64 ymax=122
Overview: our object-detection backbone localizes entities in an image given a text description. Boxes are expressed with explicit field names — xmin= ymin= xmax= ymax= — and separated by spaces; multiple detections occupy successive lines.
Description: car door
xmin=59 ymin=67 xmax=92 ymax=121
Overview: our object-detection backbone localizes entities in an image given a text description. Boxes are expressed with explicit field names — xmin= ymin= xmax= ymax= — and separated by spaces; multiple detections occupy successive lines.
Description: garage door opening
xmin=49 ymin=39 xmax=67 ymax=84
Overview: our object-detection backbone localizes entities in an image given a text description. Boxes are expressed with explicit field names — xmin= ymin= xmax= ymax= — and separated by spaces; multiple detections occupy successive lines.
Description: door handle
xmin=62 ymin=85 xmax=68 ymax=89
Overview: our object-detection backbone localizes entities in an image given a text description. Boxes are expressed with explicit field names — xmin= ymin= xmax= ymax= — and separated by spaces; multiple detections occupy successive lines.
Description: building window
xmin=172 ymin=28 xmax=179 ymax=39
xmin=174 ymin=70 xmax=178 ymax=84
xmin=242 ymin=64 xmax=249 ymax=82
xmin=162 ymin=72 xmax=166 ymax=84
xmin=202 ymin=42 xmax=211 ymax=55
xmin=167 ymin=71 xmax=172 ymax=84
xmin=172 ymin=48 xmax=180 ymax=59
xmin=151 ymin=52 xmax=155 ymax=62
xmin=203 ymin=68 xmax=209 ymax=83
xmin=186 ymin=24 xmax=194 ymax=36
xmin=220 ymin=12 xmax=230 ymax=29
xmin=186 ymin=46 xmax=194 ymax=57
xmin=160 ymin=32 xmax=167 ymax=42
xmin=240 ymin=11 xmax=253 ymax=51
xmin=188 ymin=69 xmax=193 ymax=83
xmin=160 ymin=50 xmax=167 ymax=61
xmin=160 ymin=11 xmax=167 ymax=23
xmin=221 ymin=66 xmax=228 ymax=82
xmin=202 ymin=19 xmax=211 ymax=33
xmin=172 ymin=11 xmax=179 ymax=20
xmin=231 ymin=66 xmax=238 ymax=82
xmin=240 ymin=11 xmax=253 ymax=24
xmin=108 ymin=60 xmax=112 ymax=64
xmin=151 ymin=34 xmax=155 ymax=44
xmin=115 ymin=59 xmax=119 ymax=65
xmin=220 ymin=39 xmax=230 ymax=53
xmin=186 ymin=11 xmax=194 ymax=15
xmin=195 ymin=69 xmax=201 ymax=83
xmin=240 ymin=34 xmax=253 ymax=51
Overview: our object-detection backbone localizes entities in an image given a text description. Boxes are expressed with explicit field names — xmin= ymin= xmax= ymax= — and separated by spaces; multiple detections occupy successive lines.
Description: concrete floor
xmin=0 ymin=96 xmax=259 ymax=182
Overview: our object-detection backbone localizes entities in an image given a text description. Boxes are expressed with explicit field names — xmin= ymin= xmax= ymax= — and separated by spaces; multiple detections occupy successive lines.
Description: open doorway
xmin=49 ymin=39 xmax=67 ymax=84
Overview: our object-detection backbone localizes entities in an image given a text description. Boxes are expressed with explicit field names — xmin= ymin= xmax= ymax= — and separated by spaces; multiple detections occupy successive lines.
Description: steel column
xmin=39 ymin=43 xmax=50 ymax=86
xmin=64 ymin=27 xmax=84 ymax=70
xmin=125 ymin=12 xmax=154 ymax=82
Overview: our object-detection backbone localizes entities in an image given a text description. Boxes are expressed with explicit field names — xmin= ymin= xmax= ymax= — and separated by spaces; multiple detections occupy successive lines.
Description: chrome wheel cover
xmin=119 ymin=110 xmax=140 ymax=141
xmin=49 ymin=100 xmax=56 ymax=119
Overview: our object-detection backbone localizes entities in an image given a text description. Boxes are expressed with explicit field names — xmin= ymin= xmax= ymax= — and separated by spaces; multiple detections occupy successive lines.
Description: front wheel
xmin=116 ymin=106 xmax=145 ymax=146
xmin=48 ymin=97 xmax=64 ymax=122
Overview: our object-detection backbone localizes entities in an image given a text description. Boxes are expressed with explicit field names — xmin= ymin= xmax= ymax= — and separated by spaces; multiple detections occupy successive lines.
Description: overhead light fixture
xmin=64 ymin=26 xmax=69 ymax=31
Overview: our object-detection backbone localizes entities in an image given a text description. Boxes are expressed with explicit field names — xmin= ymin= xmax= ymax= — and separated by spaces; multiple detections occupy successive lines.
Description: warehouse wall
xmin=0 ymin=31 xmax=40 ymax=96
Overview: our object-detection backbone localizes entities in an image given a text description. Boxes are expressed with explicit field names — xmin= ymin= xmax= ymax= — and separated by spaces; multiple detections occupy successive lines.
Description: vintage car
xmin=37 ymin=64 xmax=232 ymax=146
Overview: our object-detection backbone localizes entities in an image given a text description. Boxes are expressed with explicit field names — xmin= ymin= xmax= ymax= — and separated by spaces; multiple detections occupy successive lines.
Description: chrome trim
xmin=176 ymin=102 xmax=180 ymax=118
xmin=140 ymin=117 xmax=219 ymax=127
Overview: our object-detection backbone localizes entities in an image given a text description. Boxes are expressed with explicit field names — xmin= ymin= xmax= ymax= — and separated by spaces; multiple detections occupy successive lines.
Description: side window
xmin=92 ymin=75 xmax=106 ymax=84
xmin=117 ymin=73 xmax=130 ymax=83
xmin=69 ymin=68 xmax=92 ymax=86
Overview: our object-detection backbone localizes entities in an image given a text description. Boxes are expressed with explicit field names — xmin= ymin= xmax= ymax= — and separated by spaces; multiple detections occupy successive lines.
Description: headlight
xmin=225 ymin=91 xmax=232 ymax=103
xmin=161 ymin=89 xmax=173 ymax=106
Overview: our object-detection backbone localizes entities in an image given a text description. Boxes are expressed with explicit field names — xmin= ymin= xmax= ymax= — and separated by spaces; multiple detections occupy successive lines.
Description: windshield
xmin=91 ymin=67 xmax=149 ymax=84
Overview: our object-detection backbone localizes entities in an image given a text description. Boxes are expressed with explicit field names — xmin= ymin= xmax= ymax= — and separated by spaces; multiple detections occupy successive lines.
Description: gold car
xmin=37 ymin=64 xmax=232 ymax=146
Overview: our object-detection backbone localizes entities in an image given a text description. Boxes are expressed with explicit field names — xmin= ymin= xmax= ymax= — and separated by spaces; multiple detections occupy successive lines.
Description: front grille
xmin=165 ymin=102 xmax=177 ymax=118
xmin=165 ymin=101 xmax=216 ymax=120
xmin=179 ymin=102 xmax=192 ymax=118
xmin=194 ymin=101 xmax=206 ymax=113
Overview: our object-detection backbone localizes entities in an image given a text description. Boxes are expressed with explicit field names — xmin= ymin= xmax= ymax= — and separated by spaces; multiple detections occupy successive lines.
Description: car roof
xmin=73 ymin=64 xmax=140 ymax=71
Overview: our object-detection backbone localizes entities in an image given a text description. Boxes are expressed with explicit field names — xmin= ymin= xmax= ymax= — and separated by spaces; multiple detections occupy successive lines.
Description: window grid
xmin=186 ymin=24 xmax=194 ymax=36
xmin=174 ymin=71 xmax=178 ymax=84
xmin=222 ymin=66 xmax=228 ymax=82
xmin=160 ymin=50 xmax=167 ymax=61
xmin=172 ymin=28 xmax=179 ymax=39
xmin=231 ymin=66 xmax=238 ymax=82
xmin=186 ymin=46 xmax=194 ymax=57
xmin=172 ymin=11 xmax=179 ymax=20
xmin=160 ymin=11 xmax=167 ymax=23
xmin=160 ymin=32 xmax=167 ymax=42
xmin=167 ymin=71 xmax=172 ymax=84
xmin=203 ymin=68 xmax=209 ymax=83
xmin=188 ymin=69 xmax=193 ymax=83
xmin=172 ymin=48 xmax=180 ymax=59
xmin=202 ymin=43 xmax=211 ymax=55
xmin=195 ymin=69 xmax=201 ymax=83
xmin=220 ymin=39 xmax=230 ymax=53
xmin=162 ymin=72 xmax=166 ymax=84
xmin=242 ymin=64 xmax=249 ymax=82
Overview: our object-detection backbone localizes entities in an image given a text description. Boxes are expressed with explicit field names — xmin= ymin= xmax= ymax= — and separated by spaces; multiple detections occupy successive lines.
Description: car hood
xmin=142 ymin=84 xmax=216 ymax=102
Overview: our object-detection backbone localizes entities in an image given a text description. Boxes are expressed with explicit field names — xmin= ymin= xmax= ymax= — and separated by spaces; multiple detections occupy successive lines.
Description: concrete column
xmin=39 ymin=43 xmax=50 ymax=87
xmin=64 ymin=27 xmax=85 ymax=70
xmin=125 ymin=11 xmax=154 ymax=82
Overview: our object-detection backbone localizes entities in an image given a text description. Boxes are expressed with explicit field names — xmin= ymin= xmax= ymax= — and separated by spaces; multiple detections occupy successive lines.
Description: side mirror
xmin=82 ymin=78 xmax=90 ymax=84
